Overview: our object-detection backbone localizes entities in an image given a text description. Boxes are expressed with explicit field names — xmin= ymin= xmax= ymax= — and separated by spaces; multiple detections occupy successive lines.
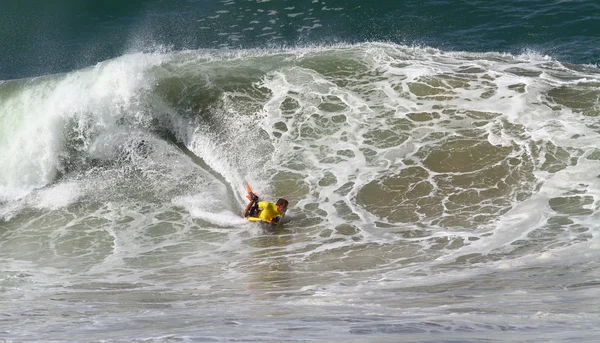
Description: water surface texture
xmin=1 ymin=1 xmax=599 ymax=342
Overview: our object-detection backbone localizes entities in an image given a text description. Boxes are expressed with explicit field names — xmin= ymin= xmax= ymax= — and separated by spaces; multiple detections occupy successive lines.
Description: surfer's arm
xmin=270 ymin=209 xmax=287 ymax=225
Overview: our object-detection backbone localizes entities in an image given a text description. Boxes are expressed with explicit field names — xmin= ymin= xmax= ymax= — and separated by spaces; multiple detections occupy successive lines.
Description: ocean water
xmin=1 ymin=1 xmax=599 ymax=342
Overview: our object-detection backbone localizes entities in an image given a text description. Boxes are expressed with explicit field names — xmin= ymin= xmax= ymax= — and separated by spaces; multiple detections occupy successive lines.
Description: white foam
xmin=0 ymin=52 xmax=168 ymax=201
xmin=2 ymin=42 xmax=600 ymax=272
xmin=2 ymin=44 xmax=600 ymax=343
xmin=172 ymin=193 xmax=245 ymax=227
xmin=32 ymin=181 xmax=81 ymax=210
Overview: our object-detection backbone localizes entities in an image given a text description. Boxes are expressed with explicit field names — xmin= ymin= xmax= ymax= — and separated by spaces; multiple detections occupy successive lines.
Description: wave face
xmin=1 ymin=44 xmax=600 ymax=342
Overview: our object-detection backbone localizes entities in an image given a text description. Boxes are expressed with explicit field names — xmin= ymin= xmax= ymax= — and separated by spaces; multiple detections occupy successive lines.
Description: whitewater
xmin=1 ymin=43 xmax=599 ymax=342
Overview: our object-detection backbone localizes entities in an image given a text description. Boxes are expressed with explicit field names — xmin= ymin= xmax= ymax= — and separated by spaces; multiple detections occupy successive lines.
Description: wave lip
xmin=0 ymin=52 xmax=168 ymax=201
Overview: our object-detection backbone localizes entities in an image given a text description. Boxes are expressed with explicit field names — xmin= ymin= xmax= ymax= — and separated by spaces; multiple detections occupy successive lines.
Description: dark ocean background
xmin=1 ymin=1 xmax=600 ymax=343
xmin=1 ymin=0 xmax=598 ymax=80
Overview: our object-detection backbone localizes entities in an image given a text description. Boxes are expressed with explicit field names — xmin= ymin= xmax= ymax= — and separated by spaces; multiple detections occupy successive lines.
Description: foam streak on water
xmin=1 ymin=43 xmax=599 ymax=342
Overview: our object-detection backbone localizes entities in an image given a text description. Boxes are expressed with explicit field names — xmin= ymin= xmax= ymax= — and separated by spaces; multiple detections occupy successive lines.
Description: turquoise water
xmin=1 ymin=1 xmax=599 ymax=343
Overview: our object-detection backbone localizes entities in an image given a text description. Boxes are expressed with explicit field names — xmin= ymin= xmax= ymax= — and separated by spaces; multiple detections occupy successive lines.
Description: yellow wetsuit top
xmin=248 ymin=201 xmax=283 ymax=223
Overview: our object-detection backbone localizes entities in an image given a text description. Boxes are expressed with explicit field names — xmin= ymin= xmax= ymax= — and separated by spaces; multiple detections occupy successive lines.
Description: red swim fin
xmin=245 ymin=182 xmax=258 ymax=201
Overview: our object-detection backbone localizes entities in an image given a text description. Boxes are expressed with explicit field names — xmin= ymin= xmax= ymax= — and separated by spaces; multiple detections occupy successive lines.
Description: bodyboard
xmin=246 ymin=214 xmax=286 ymax=225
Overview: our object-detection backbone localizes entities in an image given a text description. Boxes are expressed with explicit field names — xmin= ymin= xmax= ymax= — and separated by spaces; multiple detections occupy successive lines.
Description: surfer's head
xmin=276 ymin=198 xmax=289 ymax=213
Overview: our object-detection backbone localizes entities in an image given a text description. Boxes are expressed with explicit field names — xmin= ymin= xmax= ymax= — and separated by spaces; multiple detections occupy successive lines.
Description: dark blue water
xmin=1 ymin=0 xmax=599 ymax=80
